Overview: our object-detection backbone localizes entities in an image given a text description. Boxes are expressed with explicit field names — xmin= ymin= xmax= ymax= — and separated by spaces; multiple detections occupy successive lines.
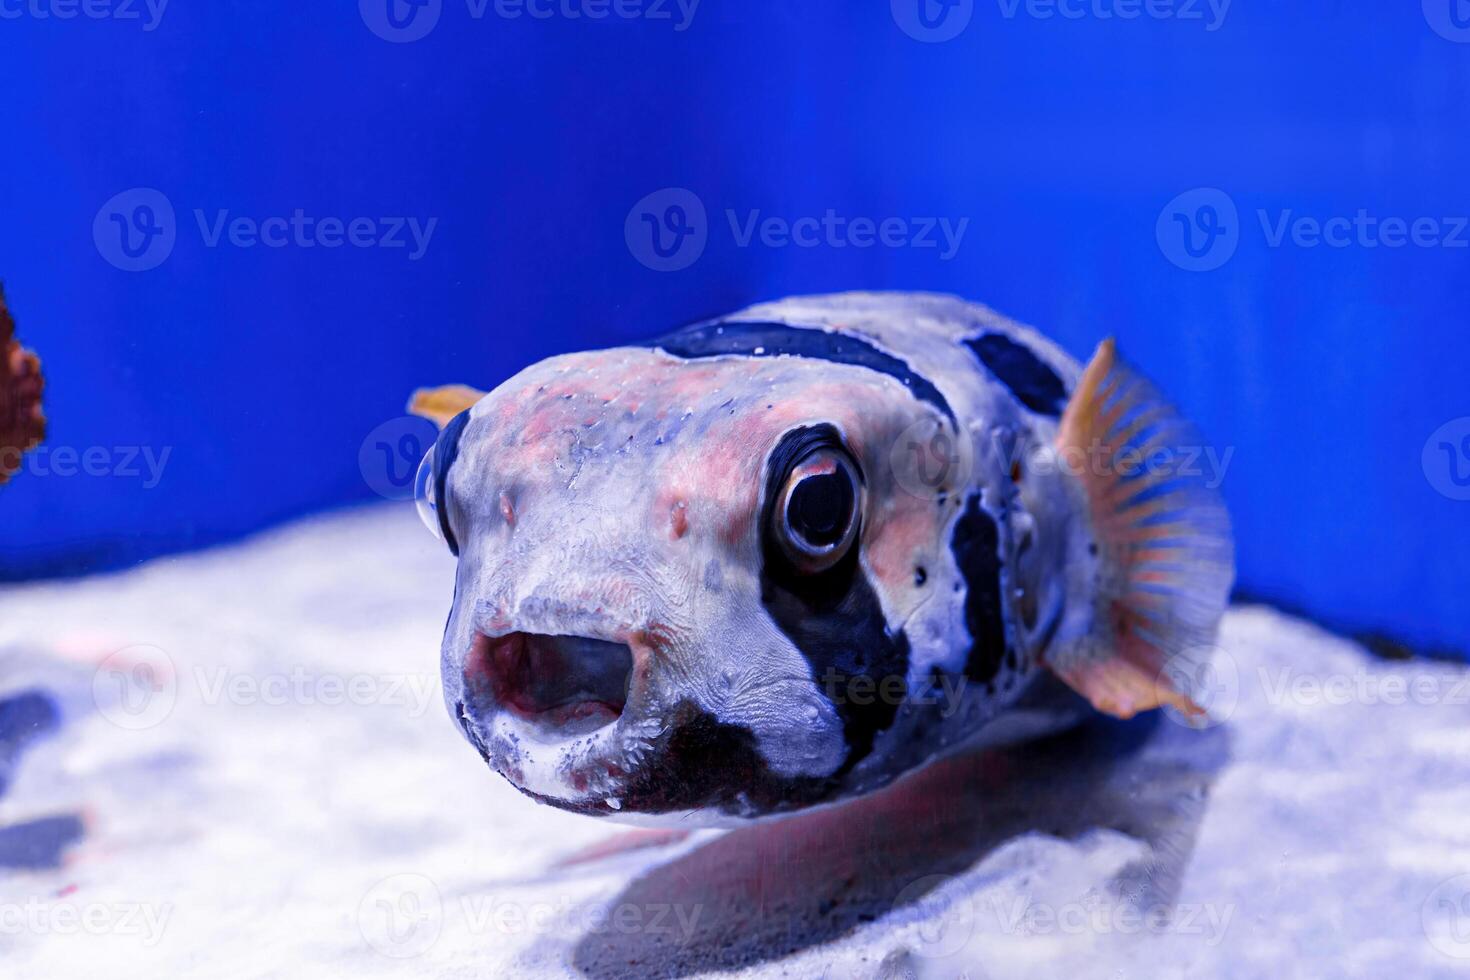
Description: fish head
xmin=419 ymin=337 xmax=969 ymax=823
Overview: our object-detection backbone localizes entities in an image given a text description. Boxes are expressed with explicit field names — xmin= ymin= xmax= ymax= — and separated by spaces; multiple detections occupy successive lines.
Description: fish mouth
xmin=465 ymin=630 xmax=635 ymax=741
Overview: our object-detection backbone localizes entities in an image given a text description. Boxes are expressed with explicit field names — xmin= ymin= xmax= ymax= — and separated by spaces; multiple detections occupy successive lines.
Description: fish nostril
xmin=464 ymin=631 xmax=632 ymax=741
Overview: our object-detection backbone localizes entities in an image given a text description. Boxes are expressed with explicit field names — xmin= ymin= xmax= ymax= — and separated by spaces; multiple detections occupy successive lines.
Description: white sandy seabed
xmin=2 ymin=504 xmax=1470 ymax=979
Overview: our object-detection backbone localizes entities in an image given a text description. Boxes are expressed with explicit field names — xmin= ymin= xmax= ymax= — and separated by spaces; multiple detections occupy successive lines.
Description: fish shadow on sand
xmin=569 ymin=710 xmax=1230 ymax=978
xmin=0 ymin=688 xmax=85 ymax=869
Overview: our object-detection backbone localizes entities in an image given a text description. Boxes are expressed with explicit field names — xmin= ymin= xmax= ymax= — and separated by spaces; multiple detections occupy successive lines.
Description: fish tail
xmin=1045 ymin=339 xmax=1234 ymax=719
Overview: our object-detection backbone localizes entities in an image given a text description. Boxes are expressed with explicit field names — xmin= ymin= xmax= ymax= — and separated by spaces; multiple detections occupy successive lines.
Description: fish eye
xmin=773 ymin=448 xmax=862 ymax=573
xmin=414 ymin=444 xmax=444 ymax=543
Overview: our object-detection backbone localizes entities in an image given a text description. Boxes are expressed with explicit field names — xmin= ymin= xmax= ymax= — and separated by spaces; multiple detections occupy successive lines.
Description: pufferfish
xmin=409 ymin=292 xmax=1233 ymax=826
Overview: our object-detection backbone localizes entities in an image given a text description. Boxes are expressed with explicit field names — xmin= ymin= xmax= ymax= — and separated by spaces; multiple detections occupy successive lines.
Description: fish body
xmin=412 ymin=292 xmax=1233 ymax=825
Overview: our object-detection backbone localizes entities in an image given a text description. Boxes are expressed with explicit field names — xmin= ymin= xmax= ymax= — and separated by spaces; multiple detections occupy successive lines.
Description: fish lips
xmin=452 ymin=618 xmax=670 ymax=812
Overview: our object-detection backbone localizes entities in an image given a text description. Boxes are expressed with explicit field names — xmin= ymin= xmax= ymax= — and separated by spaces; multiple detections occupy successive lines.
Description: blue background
xmin=1 ymin=1 xmax=1467 ymax=654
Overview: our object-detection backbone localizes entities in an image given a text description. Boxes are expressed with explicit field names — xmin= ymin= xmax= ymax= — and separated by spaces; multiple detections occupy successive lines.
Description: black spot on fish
xmin=433 ymin=410 xmax=472 ymax=556
xmin=950 ymin=494 xmax=1009 ymax=684
xmin=620 ymin=704 xmax=840 ymax=816
xmin=964 ymin=333 xmax=1068 ymax=417
xmin=654 ymin=320 xmax=956 ymax=423
xmin=757 ymin=425 xmax=910 ymax=774
xmin=510 ymin=703 xmax=842 ymax=819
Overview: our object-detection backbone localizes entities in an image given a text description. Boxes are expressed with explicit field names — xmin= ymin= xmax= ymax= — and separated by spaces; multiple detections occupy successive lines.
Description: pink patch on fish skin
xmin=864 ymin=493 xmax=938 ymax=594
xmin=499 ymin=491 xmax=516 ymax=527
xmin=461 ymin=348 xmax=945 ymax=601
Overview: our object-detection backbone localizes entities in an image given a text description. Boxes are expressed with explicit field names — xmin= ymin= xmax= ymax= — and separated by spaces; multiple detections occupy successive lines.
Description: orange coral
xmin=0 ymin=285 xmax=45 ymax=484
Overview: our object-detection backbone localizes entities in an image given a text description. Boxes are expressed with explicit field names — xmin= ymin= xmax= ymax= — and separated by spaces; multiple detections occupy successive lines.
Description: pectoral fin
xmin=1045 ymin=339 xmax=1235 ymax=719
xmin=408 ymin=384 xmax=486 ymax=428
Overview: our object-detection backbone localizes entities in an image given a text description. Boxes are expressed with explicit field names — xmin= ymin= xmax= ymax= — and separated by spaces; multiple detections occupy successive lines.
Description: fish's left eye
xmin=773 ymin=448 xmax=862 ymax=573
xmin=414 ymin=444 xmax=444 ymax=543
